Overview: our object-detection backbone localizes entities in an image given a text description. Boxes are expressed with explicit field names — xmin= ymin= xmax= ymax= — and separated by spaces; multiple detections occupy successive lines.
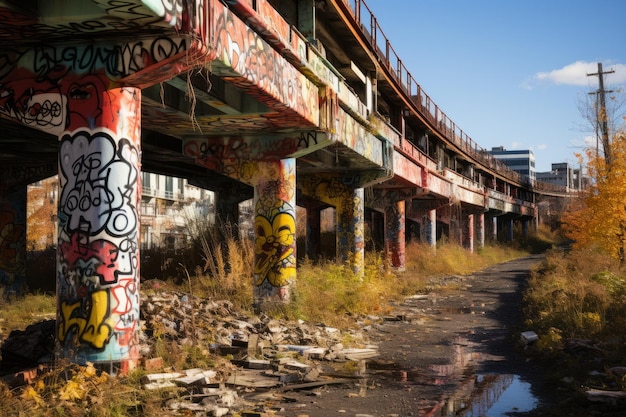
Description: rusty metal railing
xmin=344 ymin=0 xmax=568 ymax=195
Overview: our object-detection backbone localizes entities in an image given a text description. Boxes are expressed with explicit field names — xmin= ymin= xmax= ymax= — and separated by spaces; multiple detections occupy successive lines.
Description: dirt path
xmin=253 ymin=254 xmax=547 ymax=416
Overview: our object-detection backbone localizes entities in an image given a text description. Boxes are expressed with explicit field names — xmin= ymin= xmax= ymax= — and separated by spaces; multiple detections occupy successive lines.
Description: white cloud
xmin=537 ymin=144 xmax=547 ymax=150
xmin=533 ymin=61 xmax=626 ymax=87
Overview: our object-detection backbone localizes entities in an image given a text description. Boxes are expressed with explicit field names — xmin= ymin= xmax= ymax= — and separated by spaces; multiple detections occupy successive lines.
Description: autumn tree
xmin=564 ymin=129 xmax=626 ymax=262
xmin=26 ymin=176 xmax=58 ymax=250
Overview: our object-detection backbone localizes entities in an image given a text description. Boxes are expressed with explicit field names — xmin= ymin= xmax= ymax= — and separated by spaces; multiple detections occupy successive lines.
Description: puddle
xmin=445 ymin=374 xmax=538 ymax=416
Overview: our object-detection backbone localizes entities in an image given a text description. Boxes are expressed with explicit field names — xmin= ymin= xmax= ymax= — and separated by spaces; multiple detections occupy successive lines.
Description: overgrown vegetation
xmin=525 ymin=248 xmax=626 ymax=346
xmin=521 ymin=129 xmax=626 ymax=413
xmin=522 ymin=247 xmax=626 ymax=413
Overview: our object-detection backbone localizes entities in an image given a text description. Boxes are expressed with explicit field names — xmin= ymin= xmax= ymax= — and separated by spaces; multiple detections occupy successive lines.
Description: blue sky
xmin=363 ymin=0 xmax=626 ymax=172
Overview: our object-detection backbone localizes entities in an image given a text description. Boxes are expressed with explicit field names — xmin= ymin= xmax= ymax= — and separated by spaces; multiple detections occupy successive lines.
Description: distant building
xmin=488 ymin=147 xmax=536 ymax=180
xmin=141 ymin=172 xmax=214 ymax=250
xmin=28 ymin=174 xmax=215 ymax=251
xmin=536 ymin=162 xmax=586 ymax=191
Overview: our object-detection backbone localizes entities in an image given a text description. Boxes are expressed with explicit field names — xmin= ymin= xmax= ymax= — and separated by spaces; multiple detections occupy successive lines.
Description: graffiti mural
xmin=336 ymin=188 xmax=365 ymax=271
xmin=183 ymin=133 xmax=331 ymax=182
xmin=253 ymin=159 xmax=296 ymax=303
xmin=212 ymin=1 xmax=318 ymax=127
xmin=385 ymin=200 xmax=406 ymax=269
xmin=0 ymin=36 xmax=202 ymax=134
xmin=59 ymin=132 xmax=138 ymax=237
xmin=300 ymin=174 xmax=366 ymax=271
xmin=57 ymin=124 xmax=141 ymax=363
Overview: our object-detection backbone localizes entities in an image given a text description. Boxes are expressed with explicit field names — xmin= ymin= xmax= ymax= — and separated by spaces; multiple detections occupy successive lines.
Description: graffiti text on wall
xmin=59 ymin=132 xmax=138 ymax=238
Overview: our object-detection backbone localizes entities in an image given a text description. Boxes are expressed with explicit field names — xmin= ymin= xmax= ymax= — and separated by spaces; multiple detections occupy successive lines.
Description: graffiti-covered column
xmin=385 ymin=200 xmax=405 ymax=271
xmin=0 ymin=183 xmax=27 ymax=298
xmin=253 ymin=159 xmax=297 ymax=309
xmin=57 ymin=87 xmax=141 ymax=369
xmin=477 ymin=212 xmax=485 ymax=250
xmin=300 ymin=175 xmax=369 ymax=276
xmin=336 ymin=188 xmax=365 ymax=274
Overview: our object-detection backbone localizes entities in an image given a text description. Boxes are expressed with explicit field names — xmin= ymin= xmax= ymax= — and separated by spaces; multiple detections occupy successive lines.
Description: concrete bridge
xmin=0 ymin=0 xmax=566 ymax=367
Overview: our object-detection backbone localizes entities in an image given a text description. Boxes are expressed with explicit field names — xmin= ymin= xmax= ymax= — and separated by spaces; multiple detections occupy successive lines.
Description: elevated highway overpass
xmin=0 ymin=0 xmax=569 ymax=365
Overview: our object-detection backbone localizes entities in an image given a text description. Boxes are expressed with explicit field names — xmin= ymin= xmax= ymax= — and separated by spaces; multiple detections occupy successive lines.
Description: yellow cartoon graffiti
xmin=254 ymin=212 xmax=296 ymax=287
xmin=59 ymin=290 xmax=113 ymax=349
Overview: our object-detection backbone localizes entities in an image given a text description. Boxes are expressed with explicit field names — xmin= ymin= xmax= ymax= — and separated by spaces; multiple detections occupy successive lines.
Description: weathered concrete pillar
xmin=466 ymin=213 xmax=475 ymax=253
xmin=0 ymin=184 xmax=27 ymax=298
xmin=57 ymin=87 xmax=142 ymax=370
xmin=522 ymin=219 xmax=529 ymax=240
xmin=477 ymin=212 xmax=485 ymax=250
xmin=425 ymin=208 xmax=437 ymax=247
xmin=336 ymin=187 xmax=365 ymax=274
xmin=253 ymin=159 xmax=297 ymax=307
xmin=300 ymin=174 xmax=369 ymax=276
xmin=492 ymin=216 xmax=498 ymax=242
xmin=507 ymin=218 xmax=514 ymax=242
xmin=369 ymin=209 xmax=385 ymax=252
xmin=385 ymin=200 xmax=405 ymax=271
xmin=214 ymin=184 xmax=253 ymax=226
xmin=305 ymin=205 xmax=321 ymax=260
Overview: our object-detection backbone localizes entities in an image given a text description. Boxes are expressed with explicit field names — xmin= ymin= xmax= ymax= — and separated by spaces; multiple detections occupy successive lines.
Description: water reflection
xmin=445 ymin=374 xmax=538 ymax=416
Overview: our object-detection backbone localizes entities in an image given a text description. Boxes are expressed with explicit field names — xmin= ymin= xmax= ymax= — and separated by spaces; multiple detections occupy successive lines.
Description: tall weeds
xmin=524 ymin=247 xmax=626 ymax=347
xmin=186 ymin=219 xmax=255 ymax=311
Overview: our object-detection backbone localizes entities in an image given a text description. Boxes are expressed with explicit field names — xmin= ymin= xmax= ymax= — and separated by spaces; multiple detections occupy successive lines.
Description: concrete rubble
xmin=138 ymin=291 xmax=380 ymax=415
xmin=0 ymin=290 xmax=380 ymax=415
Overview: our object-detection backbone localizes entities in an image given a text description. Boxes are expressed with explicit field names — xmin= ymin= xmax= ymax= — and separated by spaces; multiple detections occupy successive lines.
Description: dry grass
xmin=524 ymin=247 xmax=626 ymax=347
xmin=0 ymin=292 xmax=55 ymax=337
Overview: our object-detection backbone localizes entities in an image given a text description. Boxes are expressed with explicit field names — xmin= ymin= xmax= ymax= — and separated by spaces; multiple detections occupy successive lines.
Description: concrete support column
xmin=253 ymin=158 xmax=296 ymax=308
xmin=57 ymin=87 xmax=142 ymax=370
xmin=507 ymin=218 xmax=514 ymax=242
xmin=522 ymin=219 xmax=529 ymax=240
xmin=477 ymin=212 xmax=485 ymax=250
xmin=426 ymin=208 xmax=437 ymax=247
xmin=492 ymin=216 xmax=498 ymax=242
xmin=466 ymin=213 xmax=474 ymax=253
xmin=336 ymin=187 xmax=365 ymax=274
xmin=214 ymin=189 xmax=249 ymax=226
xmin=0 ymin=185 xmax=27 ymax=298
xmin=384 ymin=200 xmax=405 ymax=271
xmin=305 ymin=205 xmax=321 ymax=260
xmin=369 ymin=210 xmax=385 ymax=252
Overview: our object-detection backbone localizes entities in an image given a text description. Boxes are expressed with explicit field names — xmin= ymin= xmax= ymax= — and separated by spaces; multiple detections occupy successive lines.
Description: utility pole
xmin=588 ymin=63 xmax=615 ymax=165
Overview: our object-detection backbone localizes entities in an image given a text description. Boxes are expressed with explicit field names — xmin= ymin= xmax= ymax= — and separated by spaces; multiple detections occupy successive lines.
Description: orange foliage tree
xmin=563 ymin=130 xmax=626 ymax=262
